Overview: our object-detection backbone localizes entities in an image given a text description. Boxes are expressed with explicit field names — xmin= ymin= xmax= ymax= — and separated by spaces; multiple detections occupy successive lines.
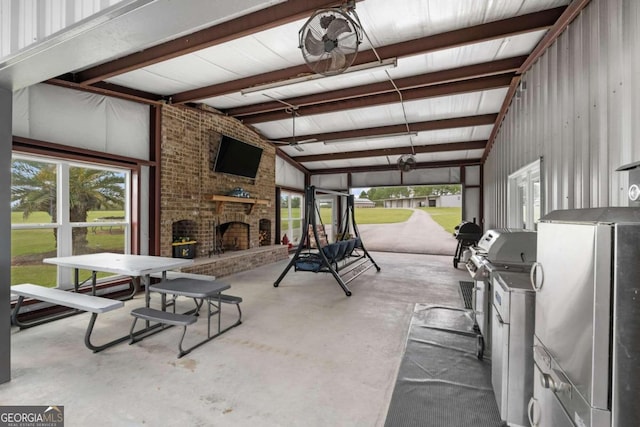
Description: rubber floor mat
xmin=459 ymin=281 xmax=475 ymax=310
xmin=384 ymin=304 xmax=504 ymax=427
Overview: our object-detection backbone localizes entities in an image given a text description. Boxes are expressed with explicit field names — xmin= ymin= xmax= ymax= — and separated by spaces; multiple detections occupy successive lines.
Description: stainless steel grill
xmin=464 ymin=228 xmax=537 ymax=361
xmin=466 ymin=228 xmax=537 ymax=280
xmin=464 ymin=228 xmax=538 ymax=425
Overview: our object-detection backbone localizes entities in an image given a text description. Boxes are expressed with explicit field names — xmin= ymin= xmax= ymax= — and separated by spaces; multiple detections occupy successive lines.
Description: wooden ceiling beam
xmin=75 ymin=0 xmax=351 ymax=85
xmin=293 ymin=140 xmax=486 ymax=163
xmin=171 ymin=7 xmax=564 ymax=104
xmin=228 ymin=56 xmax=527 ymax=117
xmin=241 ymin=74 xmax=512 ymax=124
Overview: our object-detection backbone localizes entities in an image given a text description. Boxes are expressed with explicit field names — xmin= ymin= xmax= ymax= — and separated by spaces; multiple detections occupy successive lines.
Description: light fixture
xmin=322 ymin=131 xmax=418 ymax=145
xmin=240 ymin=58 xmax=398 ymax=96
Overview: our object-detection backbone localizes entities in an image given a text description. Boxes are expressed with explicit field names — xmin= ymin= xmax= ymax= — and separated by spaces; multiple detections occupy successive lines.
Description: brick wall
xmin=160 ymin=103 xmax=277 ymax=261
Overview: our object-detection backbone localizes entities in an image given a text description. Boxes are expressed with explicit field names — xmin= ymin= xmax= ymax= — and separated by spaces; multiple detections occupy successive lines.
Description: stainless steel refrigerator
xmin=528 ymin=208 xmax=640 ymax=427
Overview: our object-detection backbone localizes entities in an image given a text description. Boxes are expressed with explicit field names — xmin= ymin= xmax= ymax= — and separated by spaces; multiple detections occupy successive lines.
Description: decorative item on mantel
xmin=227 ymin=187 xmax=251 ymax=198
xmin=172 ymin=237 xmax=197 ymax=259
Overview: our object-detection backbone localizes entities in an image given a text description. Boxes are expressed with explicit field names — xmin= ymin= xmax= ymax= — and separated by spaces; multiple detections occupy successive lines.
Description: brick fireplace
xmin=159 ymin=104 xmax=288 ymax=277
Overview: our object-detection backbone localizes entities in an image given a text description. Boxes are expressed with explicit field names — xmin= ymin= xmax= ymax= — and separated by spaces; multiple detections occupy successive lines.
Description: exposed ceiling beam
xmin=241 ymin=74 xmax=512 ymax=124
xmin=75 ymin=0 xmax=351 ymax=85
xmin=227 ymin=56 xmax=527 ymax=117
xmin=482 ymin=76 xmax=521 ymax=162
xmin=46 ymin=78 xmax=161 ymax=105
xmin=293 ymin=140 xmax=486 ymax=163
xmin=170 ymin=7 xmax=564 ymax=104
xmin=518 ymin=0 xmax=592 ymax=74
xmin=269 ymin=114 xmax=497 ymax=144
xmin=310 ymin=159 xmax=482 ymax=175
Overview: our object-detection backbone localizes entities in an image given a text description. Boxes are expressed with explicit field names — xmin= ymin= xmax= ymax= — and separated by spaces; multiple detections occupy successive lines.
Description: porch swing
xmin=273 ymin=186 xmax=380 ymax=296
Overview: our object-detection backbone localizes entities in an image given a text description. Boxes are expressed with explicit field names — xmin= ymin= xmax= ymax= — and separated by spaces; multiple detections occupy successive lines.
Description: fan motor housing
xmin=299 ymin=8 xmax=362 ymax=76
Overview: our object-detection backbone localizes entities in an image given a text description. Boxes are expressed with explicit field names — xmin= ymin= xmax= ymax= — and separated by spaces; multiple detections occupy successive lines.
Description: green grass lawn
xmin=419 ymin=207 xmax=461 ymax=234
xmin=281 ymin=207 xmax=413 ymax=227
xmin=353 ymin=208 xmax=413 ymax=224
xmin=11 ymin=210 xmax=125 ymax=286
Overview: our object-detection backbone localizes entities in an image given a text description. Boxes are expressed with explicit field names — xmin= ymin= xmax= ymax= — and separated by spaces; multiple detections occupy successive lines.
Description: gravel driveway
xmin=357 ymin=209 xmax=458 ymax=256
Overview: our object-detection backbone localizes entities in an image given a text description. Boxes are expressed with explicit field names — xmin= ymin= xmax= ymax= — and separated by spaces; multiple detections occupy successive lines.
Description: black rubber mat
xmin=384 ymin=304 xmax=503 ymax=427
xmin=459 ymin=281 xmax=475 ymax=309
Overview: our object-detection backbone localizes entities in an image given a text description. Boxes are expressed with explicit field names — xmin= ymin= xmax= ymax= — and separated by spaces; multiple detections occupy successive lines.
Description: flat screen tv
xmin=213 ymin=135 xmax=263 ymax=179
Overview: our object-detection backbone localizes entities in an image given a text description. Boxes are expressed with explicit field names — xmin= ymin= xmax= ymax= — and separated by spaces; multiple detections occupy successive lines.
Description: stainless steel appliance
xmin=465 ymin=229 xmax=537 ymax=359
xmin=492 ymin=270 xmax=535 ymax=427
xmin=529 ymin=208 xmax=640 ymax=427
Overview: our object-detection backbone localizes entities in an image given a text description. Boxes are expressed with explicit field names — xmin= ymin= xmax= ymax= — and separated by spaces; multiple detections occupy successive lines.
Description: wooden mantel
xmin=207 ymin=194 xmax=270 ymax=215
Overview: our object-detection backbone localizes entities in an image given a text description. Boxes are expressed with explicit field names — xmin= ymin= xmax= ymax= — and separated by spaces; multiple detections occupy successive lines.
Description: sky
xmin=350 ymin=188 xmax=370 ymax=198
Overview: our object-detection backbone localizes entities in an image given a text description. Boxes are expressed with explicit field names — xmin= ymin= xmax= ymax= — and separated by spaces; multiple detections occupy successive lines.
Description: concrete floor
xmin=1 ymin=252 xmax=470 ymax=427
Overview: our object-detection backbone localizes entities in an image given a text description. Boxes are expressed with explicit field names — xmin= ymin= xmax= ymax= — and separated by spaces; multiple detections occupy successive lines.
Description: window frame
xmin=280 ymin=190 xmax=304 ymax=245
xmin=507 ymin=158 xmax=543 ymax=230
xmin=11 ymin=151 xmax=136 ymax=290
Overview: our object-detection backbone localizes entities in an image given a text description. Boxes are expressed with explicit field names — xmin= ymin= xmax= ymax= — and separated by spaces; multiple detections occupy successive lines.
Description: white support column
xmin=0 ymin=87 xmax=12 ymax=383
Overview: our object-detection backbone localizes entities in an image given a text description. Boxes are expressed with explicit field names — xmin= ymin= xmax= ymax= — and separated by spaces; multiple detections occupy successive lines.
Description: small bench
xmin=218 ymin=294 xmax=243 ymax=323
xmin=130 ymin=278 xmax=242 ymax=357
xmin=11 ymin=283 xmax=125 ymax=352
xmin=130 ymin=307 xmax=197 ymax=357
xmin=150 ymin=271 xmax=216 ymax=281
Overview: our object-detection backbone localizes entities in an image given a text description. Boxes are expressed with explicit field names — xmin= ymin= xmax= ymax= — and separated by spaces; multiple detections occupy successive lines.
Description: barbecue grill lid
xmin=540 ymin=207 xmax=640 ymax=224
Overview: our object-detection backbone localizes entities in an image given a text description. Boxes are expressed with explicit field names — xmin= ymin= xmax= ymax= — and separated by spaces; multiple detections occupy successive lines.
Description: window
xmin=11 ymin=154 xmax=131 ymax=288
xmin=280 ymin=191 xmax=304 ymax=245
xmin=507 ymin=159 xmax=542 ymax=230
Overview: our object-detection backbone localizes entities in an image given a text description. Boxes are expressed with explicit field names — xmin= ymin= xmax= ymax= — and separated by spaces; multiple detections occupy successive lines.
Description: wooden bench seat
xmin=11 ymin=283 xmax=126 ymax=352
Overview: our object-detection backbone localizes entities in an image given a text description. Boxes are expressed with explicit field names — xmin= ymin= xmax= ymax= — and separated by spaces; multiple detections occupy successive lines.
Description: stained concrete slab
xmin=358 ymin=209 xmax=458 ymax=256
xmin=1 ymin=252 xmax=470 ymax=426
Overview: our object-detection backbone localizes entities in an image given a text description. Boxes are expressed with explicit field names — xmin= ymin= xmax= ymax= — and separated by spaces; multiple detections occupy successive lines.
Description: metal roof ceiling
xmin=1 ymin=0 xmax=585 ymax=175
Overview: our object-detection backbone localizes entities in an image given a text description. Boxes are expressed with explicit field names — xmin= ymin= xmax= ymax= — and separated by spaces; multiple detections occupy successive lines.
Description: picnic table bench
xmin=11 ymin=284 xmax=125 ymax=352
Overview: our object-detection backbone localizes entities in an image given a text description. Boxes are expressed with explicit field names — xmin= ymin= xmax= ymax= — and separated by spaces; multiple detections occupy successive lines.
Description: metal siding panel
xmin=607 ymin=0 xmax=625 ymax=206
xmin=484 ymin=0 xmax=640 ymax=221
xmin=559 ymin=30 xmax=574 ymax=209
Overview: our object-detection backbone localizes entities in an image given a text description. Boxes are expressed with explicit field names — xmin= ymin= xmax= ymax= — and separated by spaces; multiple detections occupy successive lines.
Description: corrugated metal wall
xmin=0 ymin=0 xmax=123 ymax=59
xmin=484 ymin=0 xmax=640 ymax=229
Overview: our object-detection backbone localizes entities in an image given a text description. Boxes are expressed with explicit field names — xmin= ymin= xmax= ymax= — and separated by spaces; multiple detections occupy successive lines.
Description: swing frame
xmin=273 ymin=185 xmax=381 ymax=296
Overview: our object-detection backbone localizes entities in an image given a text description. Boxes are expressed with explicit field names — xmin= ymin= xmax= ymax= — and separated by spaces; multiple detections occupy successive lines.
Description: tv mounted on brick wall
xmin=213 ymin=135 xmax=263 ymax=179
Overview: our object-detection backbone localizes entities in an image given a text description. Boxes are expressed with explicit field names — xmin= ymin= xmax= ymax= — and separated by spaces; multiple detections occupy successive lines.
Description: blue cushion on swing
xmin=295 ymin=254 xmax=323 ymax=272
xmin=334 ymin=240 xmax=349 ymax=261
xmin=344 ymin=239 xmax=357 ymax=257
xmin=321 ymin=243 xmax=340 ymax=263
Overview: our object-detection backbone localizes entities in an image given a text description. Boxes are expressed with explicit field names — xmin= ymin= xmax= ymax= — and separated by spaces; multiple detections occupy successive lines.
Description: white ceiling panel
xmin=202 ymin=31 xmax=546 ymax=110
xmin=300 ymin=147 xmax=486 ymax=170
xmin=252 ymin=88 xmax=507 ymax=140
xmin=275 ymin=124 xmax=494 ymax=158
xmin=356 ymin=0 xmax=568 ymax=48
xmin=1 ymin=0 xmax=575 ymax=178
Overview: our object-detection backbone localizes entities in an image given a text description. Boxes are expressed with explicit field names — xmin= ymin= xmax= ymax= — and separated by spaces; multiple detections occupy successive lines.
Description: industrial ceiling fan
xmin=397 ymin=154 xmax=417 ymax=172
xmin=299 ymin=0 xmax=363 ymax=76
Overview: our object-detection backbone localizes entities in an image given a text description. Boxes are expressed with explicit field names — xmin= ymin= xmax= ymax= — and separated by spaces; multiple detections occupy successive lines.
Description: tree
xmin=12 ymin=160 xmax=125 ymax=253
xmin=359 ymin=190 xmax=369 ymax=199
